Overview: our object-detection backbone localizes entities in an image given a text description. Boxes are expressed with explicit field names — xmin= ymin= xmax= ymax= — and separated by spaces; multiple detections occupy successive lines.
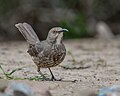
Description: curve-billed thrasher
xmin=15 ymin=23 xmax=68 ymax=81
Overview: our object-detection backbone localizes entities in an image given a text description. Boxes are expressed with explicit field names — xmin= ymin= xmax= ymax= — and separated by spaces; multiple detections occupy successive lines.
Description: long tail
xmin=15 ymin=23 xmax=40 ymax=44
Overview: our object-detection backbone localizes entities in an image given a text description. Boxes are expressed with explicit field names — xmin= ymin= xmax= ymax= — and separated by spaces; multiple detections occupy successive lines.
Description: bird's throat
xmin=46 ymin=33 xmax=63 ymax=45
xmin=56 ymin=33 xmax=63 ymax=44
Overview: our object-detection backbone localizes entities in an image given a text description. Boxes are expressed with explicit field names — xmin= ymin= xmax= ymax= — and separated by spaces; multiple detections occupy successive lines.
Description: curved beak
xmin=58 ymin=28 xmax=68 ymax=32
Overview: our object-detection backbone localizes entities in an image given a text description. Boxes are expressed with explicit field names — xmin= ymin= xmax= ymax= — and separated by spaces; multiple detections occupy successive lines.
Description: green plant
xmin=0 ymin=65 xmax=21 ymax=79
xmin=60 ymin=14 xmax=90 ymax=39
xmin=0 ymin=65 xmax=45 ymax=81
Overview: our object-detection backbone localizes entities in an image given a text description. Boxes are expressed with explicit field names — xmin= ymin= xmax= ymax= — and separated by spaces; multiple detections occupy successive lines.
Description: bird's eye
xmin=53 ymin=31 xmax=56 ymax=33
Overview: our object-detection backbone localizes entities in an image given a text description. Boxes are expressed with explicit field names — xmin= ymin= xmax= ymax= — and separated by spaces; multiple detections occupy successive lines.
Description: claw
xmin=50 ymin=77 xmax=62 ymax=81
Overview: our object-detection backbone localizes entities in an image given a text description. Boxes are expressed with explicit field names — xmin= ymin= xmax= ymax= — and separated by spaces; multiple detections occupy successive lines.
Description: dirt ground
xmin=0 ymin=39 xmax=120 ymax=96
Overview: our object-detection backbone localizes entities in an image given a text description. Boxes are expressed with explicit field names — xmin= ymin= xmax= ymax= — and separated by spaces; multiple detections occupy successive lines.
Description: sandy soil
xmin=0 ymin=39 xmax=120 ymax=96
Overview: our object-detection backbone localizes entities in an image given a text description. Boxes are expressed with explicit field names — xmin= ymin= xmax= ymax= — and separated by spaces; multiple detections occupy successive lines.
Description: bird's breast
xmin=32 ymin=43 xmax=66 ymax=68
xmin=50 ymin=44 xmax=66 ymax=64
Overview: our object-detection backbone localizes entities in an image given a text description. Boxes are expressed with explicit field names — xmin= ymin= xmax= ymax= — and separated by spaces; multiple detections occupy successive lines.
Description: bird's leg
xmin=48 ymin=68 xmax=62 ymax=81
xmin=37 ymin=68 xmax=49 ymax=81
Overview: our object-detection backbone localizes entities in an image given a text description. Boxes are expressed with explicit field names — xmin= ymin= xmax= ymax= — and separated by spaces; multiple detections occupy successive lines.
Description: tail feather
xmin=15 ymin=23 xmax=40 ymax=44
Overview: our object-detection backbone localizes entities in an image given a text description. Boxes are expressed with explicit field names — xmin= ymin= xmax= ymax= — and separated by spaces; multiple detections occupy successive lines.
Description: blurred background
xmin=0 ymin=0 xmax=120 ymax=41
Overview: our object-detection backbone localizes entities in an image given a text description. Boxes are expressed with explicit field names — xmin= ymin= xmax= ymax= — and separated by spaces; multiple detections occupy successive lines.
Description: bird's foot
xmin=50 ymin=77 xmax=77 ymax=82
xmin=41 ymin=77 xmax=62 ymax=81
xmin=50 ymin=77 xmax=62 ymax=81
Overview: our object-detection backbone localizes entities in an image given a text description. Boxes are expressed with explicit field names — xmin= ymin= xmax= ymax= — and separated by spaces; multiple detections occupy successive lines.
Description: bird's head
xmin=46 ymin=27 xmax=68 ymax=43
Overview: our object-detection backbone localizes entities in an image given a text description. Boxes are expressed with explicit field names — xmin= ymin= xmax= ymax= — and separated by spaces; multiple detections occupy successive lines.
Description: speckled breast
xmin=33 ymin=44 xmax=66 ymax=68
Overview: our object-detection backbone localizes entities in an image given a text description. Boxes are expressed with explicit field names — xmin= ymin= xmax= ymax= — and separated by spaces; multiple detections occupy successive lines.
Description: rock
xmin=10 ymin=82 xmax=35 ymax=96
xmin=0 ymin=80 xmax=9 ymax=93
xmin=74 ymin=89 xmax=98 ymax=96
xmin=96 ymin=21 xmax=114 ymax=41
xmin=0 ymin=81 xmax=52 ymax=96
xmin=98 ymin=85 xmax=120 ymax=96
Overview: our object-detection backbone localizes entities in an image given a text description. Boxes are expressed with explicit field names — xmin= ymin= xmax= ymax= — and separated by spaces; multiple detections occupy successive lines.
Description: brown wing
xmin=27 ymin=44 xmax=38 ymax=57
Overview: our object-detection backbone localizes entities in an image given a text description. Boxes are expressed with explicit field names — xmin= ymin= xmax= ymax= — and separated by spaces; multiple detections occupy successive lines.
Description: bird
xmin=15 ymin=22 xmax=68 ymax=81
